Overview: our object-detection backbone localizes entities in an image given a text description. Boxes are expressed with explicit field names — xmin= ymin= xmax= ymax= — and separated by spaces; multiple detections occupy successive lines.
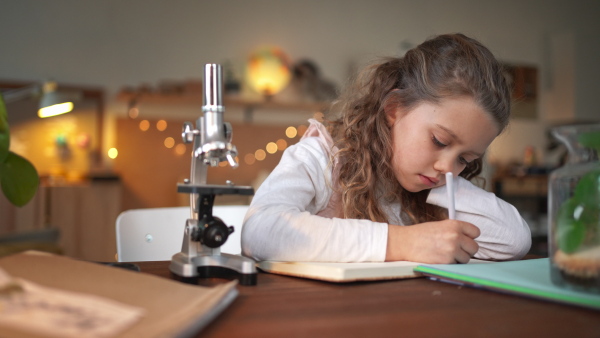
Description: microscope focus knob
xmin=202 ymin=217 xmax=234 ymax=248
xmin=182 ymin=122 xmax=195 ymax=143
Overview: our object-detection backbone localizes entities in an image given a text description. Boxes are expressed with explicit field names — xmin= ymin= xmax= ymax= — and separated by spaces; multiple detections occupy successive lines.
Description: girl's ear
xmin=383 ymin=89 xmax=401 ymax=126
xmin=384 ymin=105 xmax=397 ymax=126
xmin=383 ymin=103 xmax=401 ymax=126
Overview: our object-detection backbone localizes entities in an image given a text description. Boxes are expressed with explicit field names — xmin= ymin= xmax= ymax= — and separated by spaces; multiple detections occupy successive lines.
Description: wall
xmin=114 ymin=116 xmax=314 ymax=209
xmin=1 ymin=0 xmax=599 ymax=179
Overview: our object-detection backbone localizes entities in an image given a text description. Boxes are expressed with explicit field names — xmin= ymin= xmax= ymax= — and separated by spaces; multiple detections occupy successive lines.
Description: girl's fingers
xmin=460 ymin=222 xmax=481 ymax=239
xmin=460 ymin=236 xmax=479 ymax=257
xmin=455 ymin=250 xmax=472 ymax=264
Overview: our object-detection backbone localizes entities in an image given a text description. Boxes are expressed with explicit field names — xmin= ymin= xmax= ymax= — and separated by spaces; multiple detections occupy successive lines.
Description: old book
xmin=0 ymin=251 xmax=237 ymax=337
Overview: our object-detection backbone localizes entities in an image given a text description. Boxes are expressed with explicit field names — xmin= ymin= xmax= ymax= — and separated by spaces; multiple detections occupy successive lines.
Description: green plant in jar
xmin=550 ymin=125 xmax=600 ymax=293
xmin=555 ymin=132 xmax=600 ymax=255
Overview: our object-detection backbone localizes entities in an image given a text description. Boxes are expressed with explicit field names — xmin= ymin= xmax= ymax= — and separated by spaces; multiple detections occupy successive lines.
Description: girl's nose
xmin=434 ymin=157 xmax=454 ymax=175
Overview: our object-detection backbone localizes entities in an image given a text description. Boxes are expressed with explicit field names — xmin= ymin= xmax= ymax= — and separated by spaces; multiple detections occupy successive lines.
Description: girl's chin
xmin=399 ymin=182 xmax=425 ymax=193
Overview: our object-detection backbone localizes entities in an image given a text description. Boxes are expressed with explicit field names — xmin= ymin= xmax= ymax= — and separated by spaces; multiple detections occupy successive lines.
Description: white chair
xmin=115 ymin=205 xmax=249 ymax=262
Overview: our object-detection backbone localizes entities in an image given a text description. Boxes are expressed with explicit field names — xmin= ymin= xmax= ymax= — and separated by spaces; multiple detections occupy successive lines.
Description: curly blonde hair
xmin=327 ymin=33 xmax=511 ymax=224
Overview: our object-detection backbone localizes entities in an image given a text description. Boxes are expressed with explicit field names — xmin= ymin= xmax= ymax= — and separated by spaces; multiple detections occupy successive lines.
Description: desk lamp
xmin=2 ymin=81 xmax=74 ymax=118
xmin=170 ymin=64 xmax=257 ymax=286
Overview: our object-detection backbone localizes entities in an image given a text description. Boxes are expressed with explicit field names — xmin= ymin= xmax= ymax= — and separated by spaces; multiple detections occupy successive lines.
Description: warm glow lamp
xmin=246 ymin=46 xmax=292 ymax=98
xmin=37 ymin=81 xmax=74 ymax=118
xmin=2 ymin=80 xmax=75 ymax=118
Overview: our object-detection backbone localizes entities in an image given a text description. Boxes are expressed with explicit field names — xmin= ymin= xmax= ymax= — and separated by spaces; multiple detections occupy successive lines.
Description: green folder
xmin=414 ymin=258 xmax=600 ymax=310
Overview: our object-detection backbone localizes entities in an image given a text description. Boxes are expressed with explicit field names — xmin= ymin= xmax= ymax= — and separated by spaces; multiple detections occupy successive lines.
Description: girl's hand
xmin=385 ymin=220 xmax=480 ymax=264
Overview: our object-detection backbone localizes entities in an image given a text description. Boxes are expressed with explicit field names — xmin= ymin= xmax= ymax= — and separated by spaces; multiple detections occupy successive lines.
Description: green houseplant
xmin=548 ymin=124 xmax=600 ymax=293
xmin=0 ymin=94 xmax=39 ymax=206
xmin=555 ymin=130 xmax=600 ymax=254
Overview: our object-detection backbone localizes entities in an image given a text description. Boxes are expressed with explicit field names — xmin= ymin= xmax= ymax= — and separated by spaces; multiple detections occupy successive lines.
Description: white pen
xmin=445 ymin=172 xmax=455 ymax=220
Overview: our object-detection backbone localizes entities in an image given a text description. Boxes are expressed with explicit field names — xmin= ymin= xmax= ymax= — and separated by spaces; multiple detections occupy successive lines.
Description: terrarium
xmin=548 ymin=124 xmax=600 ymax=293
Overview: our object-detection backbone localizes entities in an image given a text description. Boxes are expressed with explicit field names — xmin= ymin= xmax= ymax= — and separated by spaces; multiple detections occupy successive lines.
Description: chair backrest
xmin=115 ymin=205 xmax=249 ymax=262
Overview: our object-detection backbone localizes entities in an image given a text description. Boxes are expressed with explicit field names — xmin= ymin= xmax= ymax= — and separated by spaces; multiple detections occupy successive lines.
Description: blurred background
xmin=0 ymin=0 xmax=598 ymax=260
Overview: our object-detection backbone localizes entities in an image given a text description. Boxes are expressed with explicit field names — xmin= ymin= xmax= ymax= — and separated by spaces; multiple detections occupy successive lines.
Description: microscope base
xmin=170 ymin=252 xmax=257 ymax=286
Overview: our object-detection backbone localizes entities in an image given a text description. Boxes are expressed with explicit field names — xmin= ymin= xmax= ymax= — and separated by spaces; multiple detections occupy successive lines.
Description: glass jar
xmin=548 ymin=124 xmax=600 ymax=293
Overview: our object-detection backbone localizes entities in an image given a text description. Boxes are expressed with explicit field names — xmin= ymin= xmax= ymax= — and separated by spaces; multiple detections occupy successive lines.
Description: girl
xmin=241 ymin=33 xmax=531 ymax=264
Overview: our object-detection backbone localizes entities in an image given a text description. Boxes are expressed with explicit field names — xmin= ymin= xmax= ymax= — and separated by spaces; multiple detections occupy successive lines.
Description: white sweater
xmin=241 ymin=121 xmax=531 ymax=262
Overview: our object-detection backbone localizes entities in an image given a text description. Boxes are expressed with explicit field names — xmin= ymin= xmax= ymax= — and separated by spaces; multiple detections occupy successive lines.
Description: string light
xmin=266 ymin=142 xmax=278 ymax=154
xmin=133 ymin=118 xmax=310 ymax=169
xmin=128 ymin=107 xmax=139 ymax=119
xmin=164 ymin=137 xmax=175 ymax=148
xmin=244 ymin=153 xmax=256 ymax=165
xmin=174 ymin=143 xmax=187 ymax=155
xmin=285 ymin=126 xmax=297 ymax=138
xmin=297 ymin=124 xmax=308 ymax=137
xmin=241 ymin=124 xmax=306 ymax=166
xmin=139 ymin=120 xmax=150 ymax=131
xmin=255 ymin=149 xmax=266 ymax=161
xmin=156 ymin=120 xmax=168 ymax=131
xmin=313 ymin=111 xmax=324 ymax=121
xmin=276 ymin=138 xmax=287 ymax=151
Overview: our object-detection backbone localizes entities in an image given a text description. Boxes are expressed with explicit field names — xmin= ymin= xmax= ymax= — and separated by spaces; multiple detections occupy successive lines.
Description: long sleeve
xmin=242 ymin=121 xmax=531 ymax=263
xmin=426 ymin=177 xmax=532 ymax=260
xmin=241 ymin=137 xmax=389 ymax=262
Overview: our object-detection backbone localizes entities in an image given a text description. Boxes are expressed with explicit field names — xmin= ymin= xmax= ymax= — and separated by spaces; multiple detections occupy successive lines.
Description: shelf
xmin=117 ymin=91 xmax=331 ymax=122
xmin=494 ymin=175 xmax=548 ymax=197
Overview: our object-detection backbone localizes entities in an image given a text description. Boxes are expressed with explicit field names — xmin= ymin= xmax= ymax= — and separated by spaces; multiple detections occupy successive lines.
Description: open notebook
xmin=257 ymin=259 xmax=489 ymax=283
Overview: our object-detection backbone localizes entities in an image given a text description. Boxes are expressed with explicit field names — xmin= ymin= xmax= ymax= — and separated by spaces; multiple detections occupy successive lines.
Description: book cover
xmin=0 ymin=251 xmax=238 ymax=337
xmin=414 ymin=258 xmax=600 ymax=310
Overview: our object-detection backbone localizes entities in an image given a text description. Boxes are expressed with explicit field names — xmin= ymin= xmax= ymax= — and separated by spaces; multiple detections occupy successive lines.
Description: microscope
xmin=169 ymin=64 xmax=257 ymax=286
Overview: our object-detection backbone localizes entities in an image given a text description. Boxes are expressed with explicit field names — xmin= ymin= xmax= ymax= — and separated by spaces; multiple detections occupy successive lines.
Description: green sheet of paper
xmin=414 ymin=258 xmax=600 ymax=310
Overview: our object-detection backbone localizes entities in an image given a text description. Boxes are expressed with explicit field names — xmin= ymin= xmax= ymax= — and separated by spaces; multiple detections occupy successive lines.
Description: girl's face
xmin=387 ymin=96 xmax=499 ymax=193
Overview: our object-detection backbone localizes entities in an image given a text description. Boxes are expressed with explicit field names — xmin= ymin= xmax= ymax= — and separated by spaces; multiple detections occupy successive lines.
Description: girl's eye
xmin=432 ymin=136 xmax=446 ymax=147
xmin=433 ymin=135 xmax=475 ymax=165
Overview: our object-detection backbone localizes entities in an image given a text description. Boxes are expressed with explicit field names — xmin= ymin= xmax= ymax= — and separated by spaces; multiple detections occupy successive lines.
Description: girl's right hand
xmin=385 ymin=220 xmax=480 ymax=264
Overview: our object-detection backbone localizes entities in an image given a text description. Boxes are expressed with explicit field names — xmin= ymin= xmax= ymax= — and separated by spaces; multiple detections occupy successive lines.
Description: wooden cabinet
xmin=0 ymin=179 xmax=123 ymax=262
xmin=46 ymin=180 xmax=122 ymax=261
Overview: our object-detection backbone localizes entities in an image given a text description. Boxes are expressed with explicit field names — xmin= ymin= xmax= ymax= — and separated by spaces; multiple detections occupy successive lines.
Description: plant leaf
xmin=0 ymin=94 xmax=9 ymax=163
xmin=579 ymin=131 xmax=600 ymax=151
xmin=558 ymin=219 xmax=585 ymax=254
xmin=574 ymin=168 xmax=600 ymax=204
xmin=556 ymin=198 xmax=585 ymax=253
xmin=0 ymin=151 xmax=39 ymax=207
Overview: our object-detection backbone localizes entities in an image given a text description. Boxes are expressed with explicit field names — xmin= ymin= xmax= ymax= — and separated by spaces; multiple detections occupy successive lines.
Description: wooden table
xmin=136 ymin=261 xmax=600 ymax=337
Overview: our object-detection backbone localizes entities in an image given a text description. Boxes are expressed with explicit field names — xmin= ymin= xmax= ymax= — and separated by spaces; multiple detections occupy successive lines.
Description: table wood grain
xmin=135 ymin=261 xmax=600 ymax=337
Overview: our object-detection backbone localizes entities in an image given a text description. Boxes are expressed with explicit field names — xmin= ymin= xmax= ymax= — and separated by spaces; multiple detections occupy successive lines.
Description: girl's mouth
xmin=418 ymin=174 xmax=439 ymax=187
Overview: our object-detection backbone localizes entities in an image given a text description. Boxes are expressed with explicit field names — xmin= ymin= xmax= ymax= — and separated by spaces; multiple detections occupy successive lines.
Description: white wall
xmin=1 ymin=0 xmax=598 ymax=164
